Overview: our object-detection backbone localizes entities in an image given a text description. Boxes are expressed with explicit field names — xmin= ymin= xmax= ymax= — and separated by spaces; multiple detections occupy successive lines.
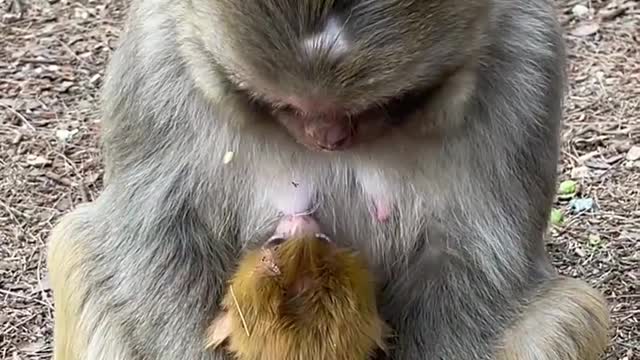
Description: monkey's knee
xmin=48 ymin=206 xmax=95 ymax=360
xmin=495 ymin=276 xmax=610 ymax=360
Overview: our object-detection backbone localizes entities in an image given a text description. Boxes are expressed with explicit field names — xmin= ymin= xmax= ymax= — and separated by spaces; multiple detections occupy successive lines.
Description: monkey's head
xmin=188 ymin=0 xmax=490 ymax=151
xmin=206 ymin=231 xmax=388 ymax=359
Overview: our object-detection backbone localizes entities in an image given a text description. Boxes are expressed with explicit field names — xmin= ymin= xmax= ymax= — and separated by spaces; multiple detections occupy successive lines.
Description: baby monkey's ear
xmin=205 ymin=311 xmax=232 ymax=350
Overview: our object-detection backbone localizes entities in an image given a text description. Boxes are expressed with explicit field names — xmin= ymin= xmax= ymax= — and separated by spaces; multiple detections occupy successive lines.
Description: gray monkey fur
xmin=47 ymin=0 xmax=610 ymax=359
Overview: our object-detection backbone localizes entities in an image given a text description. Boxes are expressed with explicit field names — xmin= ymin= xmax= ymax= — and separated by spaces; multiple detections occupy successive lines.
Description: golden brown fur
xmin=494 ymin=277 xmax=609 ymax=360
xmin=48 ymin=214 xmax=87 ymax=360
xmin=206 ymin=235 xmax=388 ymax=360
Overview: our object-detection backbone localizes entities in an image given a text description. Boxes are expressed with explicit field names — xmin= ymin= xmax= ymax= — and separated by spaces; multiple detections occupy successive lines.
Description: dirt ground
xmin=0 ymin=0 xmax=638 ymax=358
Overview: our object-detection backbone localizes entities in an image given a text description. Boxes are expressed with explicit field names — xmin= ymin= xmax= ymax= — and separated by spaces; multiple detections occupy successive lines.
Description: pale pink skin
xmin=372 ymin=198 xmax=391 ymax=223
xmin=273 ymin=214 xmax=321 ymax=238
xmin=270 ymin=175 xmax=391 ymax=226
xmin=355 ymin=169 xmax=393 ymax=223
xmin=270 ymin=178 xmax=315 ymax=216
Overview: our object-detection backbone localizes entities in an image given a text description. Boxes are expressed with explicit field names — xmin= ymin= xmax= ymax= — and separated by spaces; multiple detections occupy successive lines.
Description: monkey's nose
xmin=319 ymin=125 xmax=351 ymax=150
xmin=306 ymin=122 xmax=353 ymax=151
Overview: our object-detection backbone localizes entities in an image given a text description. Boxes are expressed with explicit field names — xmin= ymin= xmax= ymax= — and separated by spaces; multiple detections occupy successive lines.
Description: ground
xmin=0 ymin=0 xmax=638 ymax=358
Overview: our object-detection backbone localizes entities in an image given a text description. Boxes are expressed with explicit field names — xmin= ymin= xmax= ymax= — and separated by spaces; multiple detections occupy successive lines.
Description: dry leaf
xmin=18 ymin=340 xmax=45 ymax=353
xmin=56 ymin=129 xmax=78 ymax=142
xmin=626 ymin=146 xmax=640 ymax=161
xmin=40 ymin=274 xmax=51 ymax=291
xmin=571 ymin=166 xmax=590 ymax=179
xmin=26 ymin=155 xmax=51 ymax=167
xmin=572 ymin=4 xmax=590 ymax=17
xmin=0 ymin=260 xmax=19 ymax=271
xmin=572 ymin=23 xmax=600 ymax=36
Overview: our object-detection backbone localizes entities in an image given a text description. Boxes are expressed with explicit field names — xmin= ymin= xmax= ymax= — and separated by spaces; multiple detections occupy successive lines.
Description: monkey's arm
xmin=377 ymin=111 xmax=609 ymax=355
xmin=47 ymin=0 xmax=253 ymax=356
xmin=377 ymin=3 xmax=607 ymax=358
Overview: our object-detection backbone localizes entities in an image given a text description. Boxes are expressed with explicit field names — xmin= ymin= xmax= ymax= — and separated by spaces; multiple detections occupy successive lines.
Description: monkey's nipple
xmin=371 ymin=198 xmax=391 ymax=223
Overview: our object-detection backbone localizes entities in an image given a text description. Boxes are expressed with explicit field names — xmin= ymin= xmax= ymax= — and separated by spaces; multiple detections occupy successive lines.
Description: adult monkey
xmin=47 ymin=0 xmax=610 ymax=359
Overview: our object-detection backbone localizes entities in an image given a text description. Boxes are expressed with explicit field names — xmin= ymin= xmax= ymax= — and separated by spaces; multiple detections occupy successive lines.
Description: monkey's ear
xmin=205 ymin=311 xmax=232 ymax=350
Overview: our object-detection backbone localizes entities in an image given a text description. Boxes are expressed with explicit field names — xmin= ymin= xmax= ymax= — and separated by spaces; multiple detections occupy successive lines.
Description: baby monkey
xmin=206 ymin=215 xmax=389 ymax=360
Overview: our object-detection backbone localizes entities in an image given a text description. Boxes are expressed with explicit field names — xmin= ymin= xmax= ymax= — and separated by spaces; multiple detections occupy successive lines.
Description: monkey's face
xmin=210 ymin=234 xmax=387 ymax=358
xmin=194 ymin=0 xmax=490 ymax=151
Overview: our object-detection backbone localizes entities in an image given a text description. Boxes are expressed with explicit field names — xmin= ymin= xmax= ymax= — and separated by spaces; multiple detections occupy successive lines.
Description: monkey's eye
xmin=265 ymin=235 xmax=286 ymax=248
xmin=273 ymin=103 xmax=297 ymax=116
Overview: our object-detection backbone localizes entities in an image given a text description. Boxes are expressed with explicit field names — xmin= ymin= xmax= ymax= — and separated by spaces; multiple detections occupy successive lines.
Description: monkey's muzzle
xmin=265 ymin=214 xmax=333 ymax=248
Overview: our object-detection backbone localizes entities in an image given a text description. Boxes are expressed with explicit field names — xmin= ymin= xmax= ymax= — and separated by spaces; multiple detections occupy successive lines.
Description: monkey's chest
xmin=246 ymin=155 xmax=430 ymax=261
xmin=254 ymin=173 xmax=421 ymax=255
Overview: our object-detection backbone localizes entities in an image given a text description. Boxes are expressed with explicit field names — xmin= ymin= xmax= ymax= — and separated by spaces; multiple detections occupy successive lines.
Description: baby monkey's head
xmin=207 ymin=215 xmax=388 ymax=360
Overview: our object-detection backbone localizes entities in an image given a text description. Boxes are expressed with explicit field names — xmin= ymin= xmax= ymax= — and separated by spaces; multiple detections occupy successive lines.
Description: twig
xmin=0 ymin=289 xmax=53 ymax=309
xmin=44 ymin=171 xmax=76 ymax=187
xmin=599 ymin=7 xmax=628 ymax=21
xmin=79 ymin=184 xmax=89 ymax=203
xmin=230 ymin=285 xmax=250 ymax=337
xmin=37 ymin=252 xmax=54 ymax=316
xmin=0 ymin=199 xmax=27 ymax=224
xmin=55 ymin=37 xmax=90 ymax=68
xmin=0 ymin=102 xmax=35 ymax=131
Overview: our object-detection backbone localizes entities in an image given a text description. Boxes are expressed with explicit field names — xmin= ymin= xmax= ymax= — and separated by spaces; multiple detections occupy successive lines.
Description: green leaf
xmin=559 ymin=180 xmax=577 ymax=194
xmin=550 ymin=208 xmax=564 ymax=226
xmin=558 ymin=180 xmax=578 ymax=199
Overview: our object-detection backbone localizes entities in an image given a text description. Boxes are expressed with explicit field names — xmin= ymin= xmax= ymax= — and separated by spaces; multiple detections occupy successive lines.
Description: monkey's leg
xmin=48 ymin=196 xmax=234 ymax=360
xmin=48 ymin=205 xmax=135 ymax=360
xmin=48 ymin=206 xmax=96 ymax=360
xmin=494 ymin=276 xmax=610 ymax=360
